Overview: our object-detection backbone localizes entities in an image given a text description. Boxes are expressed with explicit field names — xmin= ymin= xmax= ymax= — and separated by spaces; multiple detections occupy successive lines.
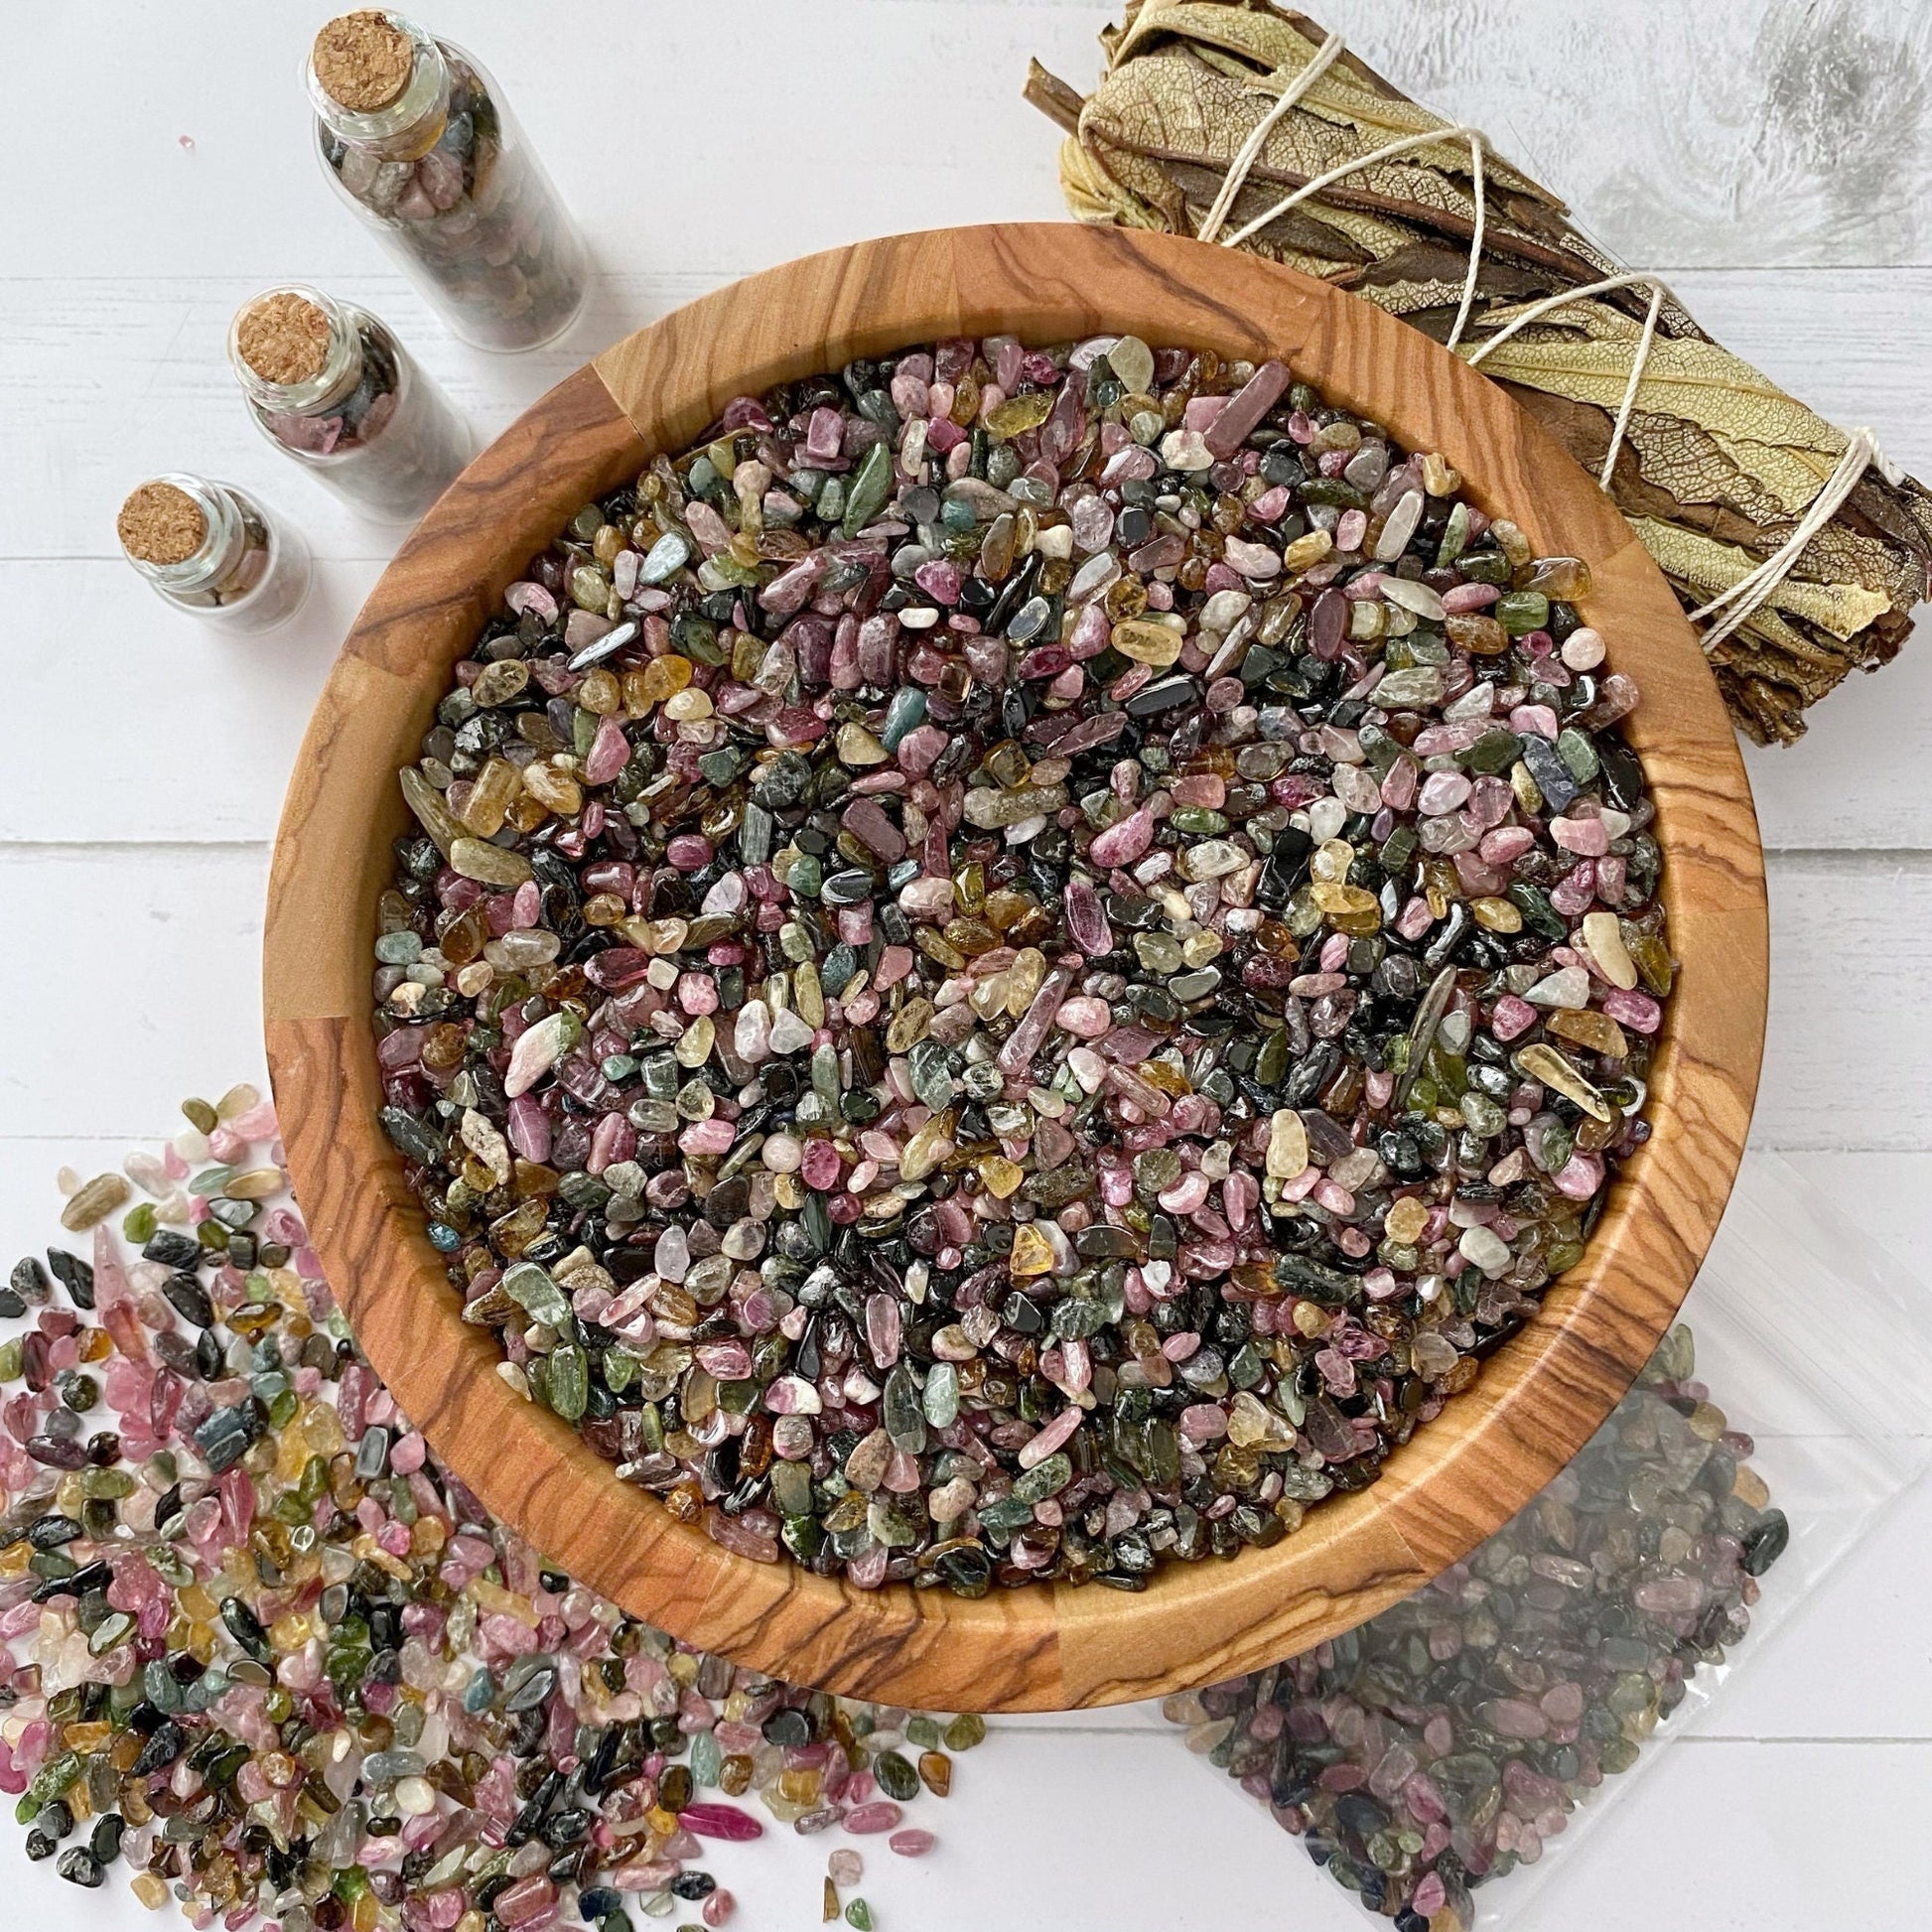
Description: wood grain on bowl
xmin=264 ymin=223 xmax=1765 ymax=1712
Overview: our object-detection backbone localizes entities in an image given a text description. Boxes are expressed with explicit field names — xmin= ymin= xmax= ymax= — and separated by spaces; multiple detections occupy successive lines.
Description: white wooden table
xmin=6 ymin=3 xmax=1932 ymax=1926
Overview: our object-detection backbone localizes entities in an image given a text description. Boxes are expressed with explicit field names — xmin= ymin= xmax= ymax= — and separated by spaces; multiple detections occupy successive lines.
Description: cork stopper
xmin=236 ymin=291 xmax=334 ymax=386
xmin=117 ymin=483 xmax=208 ymax=566
xmin=311 ymin=11 xmax=414 ymax=112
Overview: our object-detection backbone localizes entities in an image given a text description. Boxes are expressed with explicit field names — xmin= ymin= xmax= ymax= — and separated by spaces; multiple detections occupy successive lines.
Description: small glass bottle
xmin=228 ymin=285 xmax=473 ymax=522
xmin=307 ymin=11 xmax=588 ymax=352
xmin=115 ymin=476 xmax=311 ymax=633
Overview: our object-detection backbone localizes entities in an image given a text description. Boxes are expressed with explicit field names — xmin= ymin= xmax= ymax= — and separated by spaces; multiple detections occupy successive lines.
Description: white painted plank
xmin=0 ymin=566 xmax=1923 ymax=856
xmin=10 ymin=260 xmax=1931 ymax=848
xmin=0 ymin=1715 xmax=1917 ymax=1932
xmin=4 ymin=1 xmax=1098 ymax=283
xmin=0 ymin=275 xmax=714 ymax=565
xmin=3 ymin=1132 xmax=1930 ymax=1746
xmin=733 ymin=1731 xmax=1932 ymax=1932
xmin=0 ymin=548 xmax=1921 ymax=861
xmin=1744 ymin=636 xmax=1932 ymax=856
xmin=1779 ymin=1150 xmax=1932 ymax=1269
xmin=0 ymin=1717 xmax=1309 ymax=1932
xmin=1514 ymin=1736 xmax=1932 ymax=1932
xmin=1278 ymin=0 xmax=1932 ymax=273
xmin=1667 ymin=269 xmax=1932 ymax=484
xmin=0 ymin=485 xmax=1926 ymax=853
xmin=1701 ymin=1472 xmax=1932 ymax=1741
xmin=9 ymin=266 xmax=1931 ymax=559
xmin=1754 ymin=851 xmax=1932 ymax=1151
xmin=0 ymin=843 xmax=1926 ymax=1139
xmin=1111 ymin=1729 xmax=1932 ymax=1932
xmin=0 ymin=847 xmax=269 ymax=1141
xmin=0 ymin=560 xmax=376 ymax=845
xmin=12 ymin=2 xmax=1929 ymax=287
xmin=1 ymin=544 xmax=1920 ymax=846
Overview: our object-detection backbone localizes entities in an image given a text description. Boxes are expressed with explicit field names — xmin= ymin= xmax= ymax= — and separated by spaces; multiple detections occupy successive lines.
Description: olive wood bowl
xmin=264 ymin=222 xmax=1766 ymax=1712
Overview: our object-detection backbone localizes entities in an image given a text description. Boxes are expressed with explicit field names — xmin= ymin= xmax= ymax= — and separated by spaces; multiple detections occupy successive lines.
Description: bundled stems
xmin=1027 ymin=2 xmax=1932 ymax=744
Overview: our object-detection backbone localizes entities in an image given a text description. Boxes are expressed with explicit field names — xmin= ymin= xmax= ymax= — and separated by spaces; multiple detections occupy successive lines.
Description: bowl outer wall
xmin=263 ymin=222 xmax=1766 ymax=1712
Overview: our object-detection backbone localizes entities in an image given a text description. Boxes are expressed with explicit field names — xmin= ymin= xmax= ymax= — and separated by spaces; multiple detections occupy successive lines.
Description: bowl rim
xmin=264 ymin=221 xmax=1765 ymax=1711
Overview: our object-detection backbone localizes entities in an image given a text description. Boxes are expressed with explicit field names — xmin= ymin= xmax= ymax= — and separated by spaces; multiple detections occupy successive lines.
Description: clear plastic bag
xmin=1161 ymin=1151 xmax=1932 ymax=1929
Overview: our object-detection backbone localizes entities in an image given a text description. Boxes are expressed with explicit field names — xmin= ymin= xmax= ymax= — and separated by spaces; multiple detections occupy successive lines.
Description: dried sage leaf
xmin=1028 ymin=1 xmax=1932 ymax=743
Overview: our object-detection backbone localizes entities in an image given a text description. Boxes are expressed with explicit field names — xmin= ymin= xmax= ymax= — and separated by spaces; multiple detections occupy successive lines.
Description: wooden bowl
xmin=264 ymin=223 xmax=1765 ymax=1712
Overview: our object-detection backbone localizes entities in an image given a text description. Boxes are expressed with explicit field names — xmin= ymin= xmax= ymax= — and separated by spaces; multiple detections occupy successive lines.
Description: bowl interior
xmin=264 ymin=222 xmax=1765 ymax=1711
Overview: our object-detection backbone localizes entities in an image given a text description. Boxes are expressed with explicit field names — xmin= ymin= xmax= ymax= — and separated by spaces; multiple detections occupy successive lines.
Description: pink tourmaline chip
xmin=677 ymin=1804 xmax=764 ymax=1842
xmin=582 ymin=716 xmax=630 ymax=785
xmin=1090 ymin=804 xmax=1155 ymax=867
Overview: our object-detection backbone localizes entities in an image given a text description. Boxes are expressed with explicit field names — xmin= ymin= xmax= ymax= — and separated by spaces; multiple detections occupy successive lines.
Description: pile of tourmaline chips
xmin=0 ymin=1095 xmax=971 ymax=1927
xmin=375 ymin=332 xmax=1672 ymax=1597
xmin=1163 ymin=1325 xmax=1787 ymax=1928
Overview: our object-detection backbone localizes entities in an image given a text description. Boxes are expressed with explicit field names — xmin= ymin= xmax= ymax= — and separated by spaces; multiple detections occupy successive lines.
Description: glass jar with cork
xmin=228 ymin=285 xmax=473 ymax=522
xmin=306 ymin=10 xmax=588 ymax=352
xmin=115 ymin=477 xmax=311 ymax=632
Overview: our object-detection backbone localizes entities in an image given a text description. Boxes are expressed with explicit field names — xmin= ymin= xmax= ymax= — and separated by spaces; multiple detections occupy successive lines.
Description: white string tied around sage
xmin=1684 ymin=426 xmax=1898 ymax=649
xmin=1195 ymin=30 xmax=1891 ymax=658
xmin=1461 ymin=271 xmax=1670 ymax=489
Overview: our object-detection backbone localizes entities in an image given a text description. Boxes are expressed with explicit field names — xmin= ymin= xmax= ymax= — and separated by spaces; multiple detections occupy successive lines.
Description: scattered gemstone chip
xmin=0 ymin=1103 xmax=968 ymax=1925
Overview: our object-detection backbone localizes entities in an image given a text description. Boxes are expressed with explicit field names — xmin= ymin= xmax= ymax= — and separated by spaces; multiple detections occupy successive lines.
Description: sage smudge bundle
xmin=1026 ymin=1 xmax=1932 ymax=744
